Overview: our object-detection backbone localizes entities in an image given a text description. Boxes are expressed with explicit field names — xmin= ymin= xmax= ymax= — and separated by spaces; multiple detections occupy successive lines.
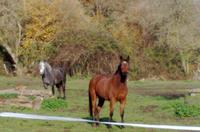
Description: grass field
xmin=1 ymin=76 xmax=200 ymax=132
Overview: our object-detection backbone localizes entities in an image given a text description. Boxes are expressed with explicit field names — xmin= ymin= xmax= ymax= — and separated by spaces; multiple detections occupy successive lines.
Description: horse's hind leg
xmin=56 ymin=84 xmax=61 ymax=99
xmin=58 ymin=86 xmax=62 ymax=99
xmin=119 ymin=99 xmax=126 ymax=128
xmin=95 ymin=97 xmax=105 ymax=126
xmin=62 ymin=83 xmax=66 ymax=99
xmin=90 ymin=91 xmax=97 ymax=127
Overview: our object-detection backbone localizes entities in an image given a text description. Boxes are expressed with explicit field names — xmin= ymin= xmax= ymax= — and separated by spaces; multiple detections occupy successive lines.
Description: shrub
xmin=52 ymin=28 xmax=121 ymax=76
xmin=173 ymin=102 xmax=200 ymax=117
xmin=41 ymin=98 xmax=67 ymax=111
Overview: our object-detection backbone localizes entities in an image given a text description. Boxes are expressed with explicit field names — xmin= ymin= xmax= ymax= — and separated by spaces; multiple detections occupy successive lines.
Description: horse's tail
xmin=62 ymin=62 xmax=67 ymax=75
xmin=60 ymin=62 xmax=68 ymax=83
xmin=62 ymin=61 xmax=73 ymax=77
xmin=88 ymin=89 xmax=93 ymax=117
xmin=88 ymin=80 xmax=93 ymax=117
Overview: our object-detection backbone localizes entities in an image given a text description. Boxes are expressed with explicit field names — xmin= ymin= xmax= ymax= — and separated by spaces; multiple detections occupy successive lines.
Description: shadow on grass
xmin=83 ymin=117 xmax=124 ymax=129
xmin=133 ymin=88 xmax=188 ymax=100
xmin=154 ymin=93 xmax=187 ymax=100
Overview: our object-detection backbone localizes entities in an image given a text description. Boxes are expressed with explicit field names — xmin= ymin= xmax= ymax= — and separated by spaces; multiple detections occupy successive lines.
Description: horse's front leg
xmin=119 ymin=99 xmax=126 ymax=128
xmin=108 ymin=99 xmax=115 ymax=128
xmin=95 ymin=98 xmax=105 ymax=126
xmin=43 ymin=83 xmax=48 ymax=89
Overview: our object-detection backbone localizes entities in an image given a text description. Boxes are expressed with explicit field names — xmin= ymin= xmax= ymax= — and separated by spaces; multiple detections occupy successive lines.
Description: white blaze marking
xmin=39 ymin=62 xmax=45 ymax=74
xmin=122 ymin=61 xmax=127 ymax=64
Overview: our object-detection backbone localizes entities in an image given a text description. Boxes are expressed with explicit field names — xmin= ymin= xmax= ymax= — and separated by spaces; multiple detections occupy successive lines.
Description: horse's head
xmin=119 ymin=55 xmax=130 ymax=76
xmin=39 ymin=61 xmax=46 ymax=75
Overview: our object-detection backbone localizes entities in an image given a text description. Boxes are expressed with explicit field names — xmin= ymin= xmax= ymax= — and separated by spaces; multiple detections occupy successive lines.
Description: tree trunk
xmin=180 ymin=51 xmax=190 ymax=75
xmin=2 ymin=44 xmax=17 ymax=62
xmin=1 ymin=44 xmax=23 ymax=75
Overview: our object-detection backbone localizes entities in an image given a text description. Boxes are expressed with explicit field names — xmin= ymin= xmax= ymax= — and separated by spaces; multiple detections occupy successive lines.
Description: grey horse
xmin=39 ymin=60 xmax=66 ymax=99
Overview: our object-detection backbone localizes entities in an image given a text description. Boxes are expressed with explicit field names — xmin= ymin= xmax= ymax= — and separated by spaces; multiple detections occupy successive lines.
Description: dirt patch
xmin=133 ymin=88 xmax=188 ymax=99
xmin=68 ymin=106 xmax=87 ymax=113
xmin=0 ymin=88 xmax=52 ymax=109
xmin=0 ymin=88 xmax=51 ymax=98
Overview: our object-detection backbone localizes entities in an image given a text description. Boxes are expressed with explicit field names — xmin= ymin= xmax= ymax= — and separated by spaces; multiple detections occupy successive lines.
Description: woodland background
xmin=0 ymin=0 xmax=200 ymax=80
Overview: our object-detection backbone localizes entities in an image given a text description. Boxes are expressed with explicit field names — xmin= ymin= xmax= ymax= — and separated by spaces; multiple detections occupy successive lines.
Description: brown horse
xmin=88 ymin=56 xmax=129 ymax=127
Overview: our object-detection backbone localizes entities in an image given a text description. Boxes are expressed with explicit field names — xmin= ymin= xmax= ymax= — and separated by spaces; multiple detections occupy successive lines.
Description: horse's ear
xmin=126 ymin=56 xmax=130 ymax=62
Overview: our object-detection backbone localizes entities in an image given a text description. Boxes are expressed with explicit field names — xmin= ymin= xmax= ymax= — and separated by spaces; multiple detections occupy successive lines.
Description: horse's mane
xmin=115 ymin=64 xmax=121 ymax=75
xmin=44 ymin=62 xmax=52 ymax=72
xmin=115 ymin=63 xmax=127 ymax=83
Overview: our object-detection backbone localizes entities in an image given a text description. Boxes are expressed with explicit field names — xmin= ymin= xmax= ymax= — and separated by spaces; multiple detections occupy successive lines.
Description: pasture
xmin=1 ymin=76 xmax=200 ymax=132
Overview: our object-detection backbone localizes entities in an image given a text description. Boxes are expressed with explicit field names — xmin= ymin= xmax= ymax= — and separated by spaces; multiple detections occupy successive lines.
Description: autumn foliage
xmin=0 ymin=0 xmax=200 ymax=79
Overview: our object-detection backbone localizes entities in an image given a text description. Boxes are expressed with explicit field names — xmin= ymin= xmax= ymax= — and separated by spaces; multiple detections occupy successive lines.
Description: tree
xmin=0 ymin=0 xmax=23 ymax=74
xmin=156 ymin=0 xmax=200 ymax=75
xmin=121 ymin=0 xmax=200 ymax=75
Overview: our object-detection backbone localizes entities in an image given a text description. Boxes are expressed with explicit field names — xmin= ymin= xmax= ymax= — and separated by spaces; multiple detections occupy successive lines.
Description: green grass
xmin=1 ymin=76 xmax=200 ymax=131
xmin=0 ymin=93 xmax=18 ymax=99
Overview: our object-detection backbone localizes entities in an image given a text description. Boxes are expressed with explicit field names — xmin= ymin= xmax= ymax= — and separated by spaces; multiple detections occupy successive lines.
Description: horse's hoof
xmin=120 ymin=125 xmax=125 ymax=129
xmin=92 ymin=123 xmax=97 ymax=127
xmin=96 ymin=122 xmax=100 ymax=127
xmin=50 ymin=95 xmax=55 ymax=98
xmin=107 ymin=124 xmax=112 ymax=129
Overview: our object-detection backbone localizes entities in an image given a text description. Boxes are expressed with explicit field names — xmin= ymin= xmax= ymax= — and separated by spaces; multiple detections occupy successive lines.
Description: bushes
xmin=173 ymin=102 xmax=200 ymax=117
xmin=41 ymin=98 xmax=67 ymax=111
xmin=19 ymin=42 xmax=56 ymax=66
xmin=2 ymin=0 xmax=200 ymax=79
xmin=51 ymin=28 xmax=121 ymax=76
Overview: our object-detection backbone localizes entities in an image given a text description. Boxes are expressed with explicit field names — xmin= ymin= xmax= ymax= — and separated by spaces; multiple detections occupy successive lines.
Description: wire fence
xmin=1 ymin=112 xmax=200 ymax=131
